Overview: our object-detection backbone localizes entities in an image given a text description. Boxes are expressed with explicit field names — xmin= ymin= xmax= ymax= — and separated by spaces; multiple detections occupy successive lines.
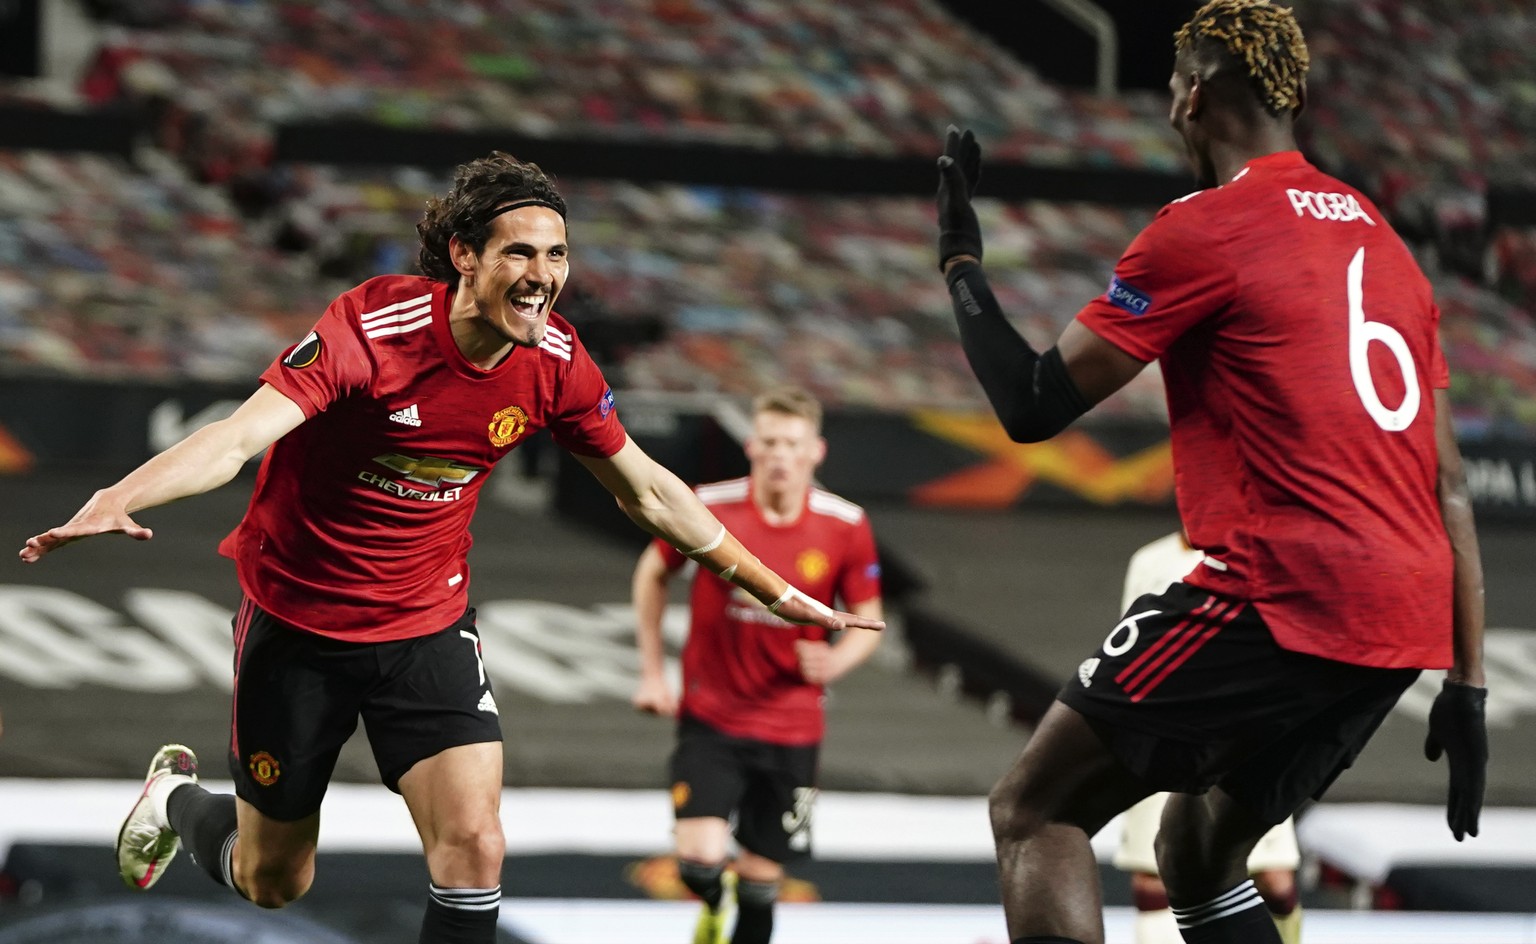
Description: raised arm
xmin=1423 ymin=387 xmax=1488 ymax=841
xmin=936 ymin=127 xmax=1145 ymax=441
xmin=19 ymin=384 xmax=306 ymax=563
xmin=631 ymin=542 xmax=680 ymax=716
xmin=575 ymin=437 xmax=883 ymax=633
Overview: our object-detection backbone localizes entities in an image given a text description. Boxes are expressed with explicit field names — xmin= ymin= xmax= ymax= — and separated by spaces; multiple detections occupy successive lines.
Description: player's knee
xmin=1155 ymin=824 xmax=1246 ymax=898
xmin=677 ymin=858 xmax=726 ymax=900
xmin=733 ymin=850 xmax=783 ymax=884
xmin=238 ymin=861 xmax=313 ymax=909
xmin=428 ymin=822 xmax=505 ymax=887
xmin=1153 ymin=823 xmax=1207 ymax=890
xmin=420 ymin=808 xmax=506 ymax=890
xmin=737 ymin=877 xmax=780 ymax=909
xmin=986 ymin=776 xmax=1046 ymax=842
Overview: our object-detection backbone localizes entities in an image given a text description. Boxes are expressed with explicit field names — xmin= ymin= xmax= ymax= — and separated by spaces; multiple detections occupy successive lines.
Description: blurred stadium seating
xmin=3 ymin=150 xmax=1533 ymax=434
xmin=54 ymin=0 xmax=1182 ymax=169
xmin=2 ymin=0 xmax=1534 ymax=435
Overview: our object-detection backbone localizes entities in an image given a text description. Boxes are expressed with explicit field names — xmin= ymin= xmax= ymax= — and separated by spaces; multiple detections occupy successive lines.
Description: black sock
xmin=677 ymin=859 xmax=725 ymax=911
xmin=732 ymin=878 xmax=778 ymax=944
xmin=166 ymin=783 xmax=239 ymax=890
xmin=1011 ymin=937 xmax=1086 ymax=943
xmin=419 ymin=883 xmax=500 ymax=944
xmin=1171 ymin=880 xmax=1283 ymax=943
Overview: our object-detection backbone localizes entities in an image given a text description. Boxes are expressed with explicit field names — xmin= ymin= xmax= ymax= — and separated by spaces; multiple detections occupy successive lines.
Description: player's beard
xmin=477 ymin=285 xmax=548 ymax=348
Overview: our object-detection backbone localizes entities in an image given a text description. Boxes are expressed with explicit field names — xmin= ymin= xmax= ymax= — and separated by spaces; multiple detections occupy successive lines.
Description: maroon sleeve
xmin=835 ymin=516 xmax=882 ymax=608
xmin=259 ymin=292 xmax=373 ymax=417
xmin=1074 ymin=205 xmax=1237 ymax=362
xmin=550 ymin=329 xmax=627 ymax=457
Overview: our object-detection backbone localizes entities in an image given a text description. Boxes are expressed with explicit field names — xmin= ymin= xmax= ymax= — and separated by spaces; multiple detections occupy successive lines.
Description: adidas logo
xmin=388 ymin=404 xmax=421 ymax=426
xmin=477 ymin=691 xmax=498 ymax=715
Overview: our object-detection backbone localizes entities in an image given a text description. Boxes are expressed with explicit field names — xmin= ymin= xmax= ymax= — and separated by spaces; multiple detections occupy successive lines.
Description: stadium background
xmin=0 ymin=0 xmax=1533 ymax=941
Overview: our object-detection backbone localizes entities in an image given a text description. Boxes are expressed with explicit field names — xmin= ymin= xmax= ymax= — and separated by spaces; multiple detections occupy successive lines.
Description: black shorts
xmin=669 ymin=714 xmax=820 ymax=863
xmin=228 ymin=598 xmax=503 ymax=821
xmin=1058 ymin=582 xmax=1419 ymax=826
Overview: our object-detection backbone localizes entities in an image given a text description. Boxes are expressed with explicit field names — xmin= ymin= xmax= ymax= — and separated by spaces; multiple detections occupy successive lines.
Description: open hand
xmin=770 ymin=588 xmax=884 ymax=633
xmin=936 ymin=125 xmax=984 ymax=270
xmin=19 ymin=493 xmax=152 ymax=563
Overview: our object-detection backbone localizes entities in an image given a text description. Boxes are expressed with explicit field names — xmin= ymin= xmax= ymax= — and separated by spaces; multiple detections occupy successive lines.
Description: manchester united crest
xmin=248 ymin=751 xmax=282 ymax=786
xmin=797 ymin=548 xmax=830 ymax=582
xmin=488 ymin=405 xmax=529 ymax=448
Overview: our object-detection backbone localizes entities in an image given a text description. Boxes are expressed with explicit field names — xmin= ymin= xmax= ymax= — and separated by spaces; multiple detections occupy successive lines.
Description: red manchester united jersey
xmin=1076 ymin=152 xmax=1452 ymax=670
xmin=655 ymin=478 xmax=882 ymax=745
xmin=219 ymin=274 xmax=626 ymax=642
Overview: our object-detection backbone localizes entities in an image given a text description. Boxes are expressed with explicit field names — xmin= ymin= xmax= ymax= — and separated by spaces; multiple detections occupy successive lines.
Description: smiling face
xmin=451 ymin=205 xmax=568 ymax=348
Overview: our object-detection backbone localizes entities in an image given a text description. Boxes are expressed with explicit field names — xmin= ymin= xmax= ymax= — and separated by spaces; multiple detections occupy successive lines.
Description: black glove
xmin=936 ymin=125 xmax=983 ymax=271
xmin=1424 ymin=679 xmax=1488 ymax=841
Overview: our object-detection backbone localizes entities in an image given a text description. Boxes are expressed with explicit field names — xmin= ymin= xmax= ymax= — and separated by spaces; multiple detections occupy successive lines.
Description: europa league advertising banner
xmin=0 ymin=376 xmax=1533 ymax=519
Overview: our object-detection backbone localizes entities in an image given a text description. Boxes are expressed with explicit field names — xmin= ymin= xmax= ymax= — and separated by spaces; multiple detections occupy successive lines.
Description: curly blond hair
xmin=1176 ymin=0 xmax=1310 ymax=117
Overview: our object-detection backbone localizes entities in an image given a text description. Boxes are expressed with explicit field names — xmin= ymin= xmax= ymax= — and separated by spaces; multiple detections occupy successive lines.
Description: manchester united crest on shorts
xmin=489 ymin=405 xmax=529 ymax=448
xmin=670 ymin=781 xmax=691 ymax=810
xmin=248 ymin=751 xmax=282 ymax=786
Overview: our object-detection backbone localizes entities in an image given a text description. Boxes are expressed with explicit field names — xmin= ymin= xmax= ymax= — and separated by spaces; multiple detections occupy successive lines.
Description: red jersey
xmin=656 ymin=478 xmax=882 ymax=745
xmin=1076 ymin=152 xmax=1452 ymax=670
xmin=219 ymin=275 xmax=626 ymax=642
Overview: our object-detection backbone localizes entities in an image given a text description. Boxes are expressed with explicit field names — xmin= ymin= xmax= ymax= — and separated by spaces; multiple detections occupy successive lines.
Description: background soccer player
xmin=1112 ymin=532 xmax=1302 ymax=944
xmin=933 ymin=2 xmax=1488 ymax=943
xmin=631 ymin=387 xmax=883 ymax=944
xmin=18 ymin=153 xmax=880 ymax=944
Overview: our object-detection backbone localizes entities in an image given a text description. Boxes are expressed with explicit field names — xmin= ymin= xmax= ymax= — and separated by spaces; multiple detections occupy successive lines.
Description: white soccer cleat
xmin=116 ymin=743 xmax=198 ymax=890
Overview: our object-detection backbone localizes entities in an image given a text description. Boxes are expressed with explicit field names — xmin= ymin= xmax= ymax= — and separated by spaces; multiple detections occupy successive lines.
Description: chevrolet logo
xmin=372 ymin=454 xmax=483 ymax=488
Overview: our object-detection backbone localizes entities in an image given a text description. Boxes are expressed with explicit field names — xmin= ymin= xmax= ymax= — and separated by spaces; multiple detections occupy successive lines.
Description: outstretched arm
xmin=19 ymin=384 xmax=306 ymax=563
xmin=576 ymin=438 xmax=884 ymax=633
xmin=936 ymin=127 xmax=1145 ymax=441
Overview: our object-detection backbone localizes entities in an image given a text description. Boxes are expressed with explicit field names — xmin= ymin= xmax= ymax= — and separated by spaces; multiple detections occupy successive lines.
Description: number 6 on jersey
xmin=1348 ymin=246 xmax=1421 ymax=432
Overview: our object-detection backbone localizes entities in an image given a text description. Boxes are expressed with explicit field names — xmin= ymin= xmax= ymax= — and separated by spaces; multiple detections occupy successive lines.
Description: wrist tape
xmin=683 ymin=525 xmax=741 ymax=581
xmin=768 ymin=586 xmax=835 ymax=620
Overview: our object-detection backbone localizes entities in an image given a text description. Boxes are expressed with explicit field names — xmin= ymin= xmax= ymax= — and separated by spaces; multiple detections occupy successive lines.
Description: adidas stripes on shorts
xmin=1059 ymin=582 xmax=1418 ymax=826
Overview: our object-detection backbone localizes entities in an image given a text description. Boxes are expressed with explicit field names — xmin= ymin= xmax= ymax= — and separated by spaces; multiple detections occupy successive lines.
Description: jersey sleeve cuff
xmin=258 ymin=372 xmax=325 ymax=418
xmin=1073 ymin=313 xmax=1158 ymax=364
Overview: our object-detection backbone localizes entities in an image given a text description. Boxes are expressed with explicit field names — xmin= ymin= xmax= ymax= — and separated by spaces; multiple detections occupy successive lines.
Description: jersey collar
xmin=1232 ymin=150 xmax=1309 ymax=182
